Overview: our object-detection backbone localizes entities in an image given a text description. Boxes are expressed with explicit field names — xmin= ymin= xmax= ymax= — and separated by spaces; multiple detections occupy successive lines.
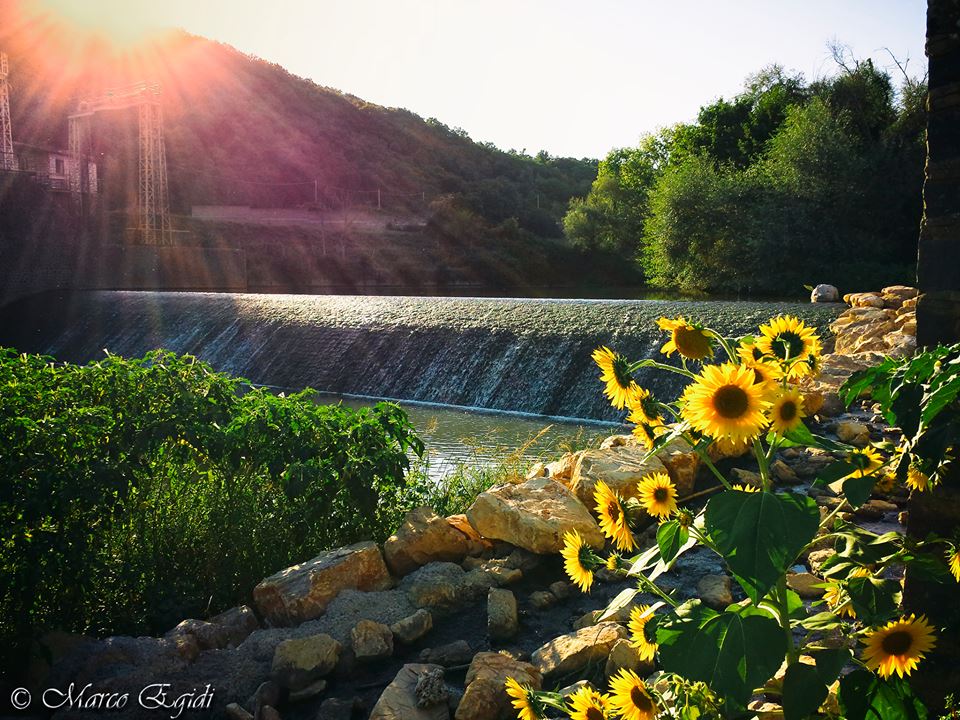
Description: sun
xmin=37 ymin=0 xmax=167 ymax=49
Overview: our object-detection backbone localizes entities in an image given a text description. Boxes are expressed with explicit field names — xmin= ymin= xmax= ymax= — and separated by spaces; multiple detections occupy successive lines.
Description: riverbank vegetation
xmin=0 ymin=348 xmax=429 ymax=664
xmin=565 ymin=52 xmax=926 ymax=295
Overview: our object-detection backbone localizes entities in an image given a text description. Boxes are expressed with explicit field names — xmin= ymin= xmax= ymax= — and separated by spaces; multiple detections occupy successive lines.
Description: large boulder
xmin=810 ymin=284 xmax=840 ymax=303
xmin=384 ymin=507 xmax=476 ymax=577
xmin=530 ymin=622 xmax=626 ymax=679
xmin=370 ymin=663 xmax=450 ymax=720
xmin=456 ymin=652 xmax=541 ymax=720
xmin=568 ymin=446 xmax=670 ymax=505
xmin=351 ymin=619 xmax=394 ymax=661
xmin=465 ymin=477 xmax=604 ymax=554
xmin=253 ymin=541 xmax=393 ymax=626
xmin=270 ymin=634 xmax=341 ymax=691
xmin=487 ymin=589 xmax=518 ymax=641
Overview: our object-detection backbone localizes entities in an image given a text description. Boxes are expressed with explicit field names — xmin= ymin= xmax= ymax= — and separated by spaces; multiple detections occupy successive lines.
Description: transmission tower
xmin=69 ymin=82 xmax=172 ymax=245
xmin=0 ymin=52 xmax=15 ymax=171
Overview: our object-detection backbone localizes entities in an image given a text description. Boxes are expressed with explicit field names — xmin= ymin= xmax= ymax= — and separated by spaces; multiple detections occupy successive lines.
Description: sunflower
xmin=626 ymin=386 xmax=663 ymax=427
xmin=606 ymin=552 xmax=623 ymax=572
xmin=768 ymin=387 xmax=806 ymax=435
xmin=592 ymin=346 xmax=641 ymax=410
xmin=736 ymin=342 xmax=782 ymax=384
xmin=657 ymin=316 xmax=713 ymax=360
xmin=567 ymin=686 xmax=611 ymax=720
xmin=841 ymin=447 xmax=885 ymax=481
xmin=731 ymin=483 xmax=760 ymax=493
xmin=682 ymin=362 xmax=770 ymax=445
xmin=628 ymin=605 xmax=658 ymax=662
xmin=636 ymin=471 xmax=678 ymax=520
xmin=561 ymin=530 xmax=596 ymax=592
xmin=948 ymin=548 xmax=960 ymax=583
xmin=595 ymin=481 xmax=636 ymax=552
xmin=861 ymin=614 xmax=936 ymax=679
xmin=906 ymin=466 xmax=930 ymax=493
xmin=823 ymin=567 xmax=871 ymax=619
xmin=608 ymin=668 xmax=658 ymax=720
xmin=755 ymin=315 xmax=822 ymax=371
xmin=631 ymin=421 xmax=661 ymax=451
xmin=504 ymin=677 xmax=543 ymax=720
xmin=709 ymin=435 xmax=752 ymax=459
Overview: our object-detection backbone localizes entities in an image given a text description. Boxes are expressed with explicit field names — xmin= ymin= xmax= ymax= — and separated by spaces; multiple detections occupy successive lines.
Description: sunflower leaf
xmin=847 ymin=576 xmax=900 ymax=625
xmin=657 ymin=602 xmax=785 ymax=710
xmin=838 ymin=668 xmax=927 ymax=720
xmin=782 ymin=663 xmax=828 ymax=720
xmin=842 ymin=473 xmax=877 ymax=507
xmin=657 ymin=520 xmax=689 ymax=563
xmin=705 ymin=490 xmax=820 ymax=602
xmin=799 ymin=611 xmax=843 ymax=631
xmin=812 ymin=647 xmax=853 ymax=685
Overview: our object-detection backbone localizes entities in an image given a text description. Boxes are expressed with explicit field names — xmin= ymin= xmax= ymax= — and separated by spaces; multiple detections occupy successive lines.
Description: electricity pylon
xmin=0 ymin=52 xmax=15 ymax=171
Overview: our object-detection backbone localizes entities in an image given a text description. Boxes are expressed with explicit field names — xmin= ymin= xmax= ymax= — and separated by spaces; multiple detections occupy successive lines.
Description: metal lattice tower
xmin=69 ymin=82 xmax=172 ymax=245
xmin=0 ymin=52 xmax=15 ymax=171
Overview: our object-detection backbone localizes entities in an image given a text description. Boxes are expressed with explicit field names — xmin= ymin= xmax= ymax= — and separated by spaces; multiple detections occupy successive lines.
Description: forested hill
xmin=0 ymin=2 xmax=596 ymax=236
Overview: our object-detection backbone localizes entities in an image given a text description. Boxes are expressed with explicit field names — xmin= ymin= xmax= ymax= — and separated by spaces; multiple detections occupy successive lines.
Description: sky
xmin=39 ymin=0 xmax=928 ymax=159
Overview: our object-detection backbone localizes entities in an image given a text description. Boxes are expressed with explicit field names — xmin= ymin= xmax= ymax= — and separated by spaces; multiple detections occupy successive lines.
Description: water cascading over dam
xmin=0 ymin=291 xmax=841 ymax=421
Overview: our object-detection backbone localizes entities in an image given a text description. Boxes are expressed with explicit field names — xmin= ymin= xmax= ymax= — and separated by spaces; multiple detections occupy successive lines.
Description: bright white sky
xmin=41 ymin=0 xmax=928 ymax=159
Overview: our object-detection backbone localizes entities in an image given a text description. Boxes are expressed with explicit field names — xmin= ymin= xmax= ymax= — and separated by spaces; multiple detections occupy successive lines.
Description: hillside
xmin=0 ymin=0 xmax=597 ymax=238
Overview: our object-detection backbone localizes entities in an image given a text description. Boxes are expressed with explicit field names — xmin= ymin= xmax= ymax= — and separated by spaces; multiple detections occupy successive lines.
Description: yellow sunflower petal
xmin=636 ymin=471 xmax=678 ymax=520
xmin=627 ymin=605 xmax=658 ymax=662
xmin=681 ymin=362 xmax=770 ymax=446
xmin=861 ymin=614 xmax=936 ymax=679
xmin=608 ymin=668 xmax=658 ymax=720
xmin=561 ymin=530 xmax=594 ymax=593
xmin=768 ymin=387 xmax=806 ymax=435
xmin=594 ymin=481 xmax=635 ymax=552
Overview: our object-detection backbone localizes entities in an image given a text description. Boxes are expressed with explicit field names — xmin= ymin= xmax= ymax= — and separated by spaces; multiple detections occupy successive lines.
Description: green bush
xmin=0 ymin=348 xmax=423 ymax=666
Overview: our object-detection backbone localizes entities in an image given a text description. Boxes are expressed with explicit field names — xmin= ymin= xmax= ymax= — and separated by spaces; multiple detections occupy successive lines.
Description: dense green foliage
xmin=565 ymin=62 xmax=926 ymax=294
xmin=0 ymin=348 xmax=424 ymax=664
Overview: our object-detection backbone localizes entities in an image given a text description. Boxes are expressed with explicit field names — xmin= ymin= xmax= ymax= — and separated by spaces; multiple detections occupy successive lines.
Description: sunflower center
xmin=881 ymin=630 xmax=913 ymax=656
xmin=653 ymin=488 xmax=668 ymax=502
xmin=752 ymin=367 xmax=767 ymax=384
xmin=674 ymin=326 xmax=711 ymax=358
xmin=612 ymin=355 xmax=633 ymax=389
xmin=713 ymin=385 xmax=750 ymax=419
xmin=630 ymin=686 xmax=655 ymax=712
xmin=771 ymin=331 xmax=805 ymax=360
xmin=778 ymin=400 xmax=797 ymax=422
xmin=586 ymin=708 xmax=605 ymax=720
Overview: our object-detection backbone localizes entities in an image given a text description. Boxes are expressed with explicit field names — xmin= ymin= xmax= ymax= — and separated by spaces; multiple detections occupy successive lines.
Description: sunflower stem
xmin=637 ymin=572 xmax=679 ymax=608
xmin=698 ymin=451 xmax=733 ymax=490
xmin=707 ymin=330 xmax=737 ymax=363
xmin=626 ymin=359 xmax=697 ymax=379
xmin=776 ymin=574 xmax=799 ymax=666
xmin=753 ymin=438 xmax=772 ymax=492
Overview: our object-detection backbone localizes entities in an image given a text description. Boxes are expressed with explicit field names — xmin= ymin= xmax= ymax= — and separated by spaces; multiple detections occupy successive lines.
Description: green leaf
xmin=847 ymin=576 xmax=900 ymax=625
xmin=705 ymin=490 xmax=820 ymax=602
xmin=657 ymin=602 xmax=785 ymax=709
xmin=812 ymin=647 xmax=852 ymax=685
xmin=799 ymin=611 xmax=842 ymax=631
xmin=842 ymin=473 xmax=878 ymax=508
xmin=782 ymin=662 xmax=828 ymax=720
xmin=781 ymin=421 xmax=817 ymax=447
xmin=597 ymin=587 xmax=638 ymax=623
xmin=818 ymin=460 xmax=859 ymax=487
xmin=657 ymin=520 xmax=689 ymax=563
xmin=838 ymin=668 xmax=927 ymax=720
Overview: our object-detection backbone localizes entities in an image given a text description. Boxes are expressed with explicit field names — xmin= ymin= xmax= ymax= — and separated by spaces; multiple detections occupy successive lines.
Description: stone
xmin=248 ymin=680 xmax=281 ymax=716
xmin=697 ymin=574 xmax=733 ymax=610
xmin=456 ymin=652 xmax=541 ymax=720
xmin=549 ymin=581 xmax=571 ymax=600
xmin=786 ymin=572 xmax=825 ymax=599
xmin=732 ymin=468 xmax=762 ymax=488
xmin=528 ymin=591 xmax=556 ymax=610
xmin=806 ymin=549 xmax=835 ymax=574
xmin=253 ymin=541 xmax=393 ymax=626
xmin=390 ymin=609 xmax=434 ymax=644
xmin=446 ymin=514 xmax=491 ymax=555
xmin=225 ymin=703 xmax=254 ymax=720
xmin=847 ymin=292 xmax=885 ymax=309
xmin=569 ymin=446 xmax=670 ymax=505
xmin=525 ymin=462 xmax=547 ymax=479
xmin=258 ymin=706 xmax=282 ymax=720
xmin=288 ymin=678 xmax=328 ymax=703
xmin=415 ymin=667 xmax=449 ymax=708
xmin=772 ymin=459 xmax=800 ymax=485
xmin=317 ymin=697 xmax=363 ymax=720
xmin=351 ymin=619 xmax=394 ymax=661
xmin=465 ymin=477 xmax=604 ymax=554
xmin=170 ymin=633 xmax=200 ymax=663
xmin=819 ymin=392 xmax=846 ymax=418
xmin=545 ymin=452 xmax=582 ymax=481
xmin=384 ymin=507 xmax=476 ymax=577
xmin=811 ymin=284 xmax=839 ymax=303
xmin=558 ymin=680 xmax=595 ymax=697
xmin=487 ymin=588 xmax=518 ymax=640
xmin=654 ymin=437 xmax=701 ymax=496
xmin=209 ymin=605 xmax=260 ymax=647
xmin=530 ymin=622 xmax=626 ymax=679
xmin=370 ymin=663 xmax=450 ymax=720
xmin=271 ymin=633 xmax=341 ymax=691
xmin=400 ymin=562 xmax=472 ymax=610
xmin=309 ymin=588 xmax=417 ymax=645
xmin=166 ymin=618 xmax=229 ymax=651
xmin=836 ymin=420 xmax=870 ymax=447
xmin=505 ymin=548 xmax=542 ymax=573
xmin=419 ymin=640 xmax=473 ymax=667
xmin=604 ymin=638 xmax=655 ymax=679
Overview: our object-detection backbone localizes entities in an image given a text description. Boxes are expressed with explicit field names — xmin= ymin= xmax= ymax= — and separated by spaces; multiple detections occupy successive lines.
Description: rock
xmin=899 ymin=511 xmax=909 ymax=526
xmin=209 ymin=605 xmax=260 ymax=647
xmin=771 ymin=459 xmax=800 ymax=485
xmin=370 ymin=663 xmax=450 ymax=720
xmin=530 ymin=622 xmax=626 ymax=679
xmin=655 ymin=437 xmax=701 ymax=496
xmin=166 ymin=618 xmax=229 ymax=651
xmin=445 ymin=514 xmax=493 ymax=555
xmin=465 ymin=477 xmax=604 ymax=554
xmin=271 ymin=634 xmax=341 ymax=691
xmin=248 ymin=680 xmax=281 ymax=716
xmin=415 ymin=667 xmax=449 ymax=708
xmin=525 ymin=462 xmax=547 ymax=479
xmin=420 ymin=640 xmax=473 ymax=667
xmin=697 ymin=574 xmax=733 ymax=610
xmin=253 ymin=541 xmax=393 ymax=626
xmin=317 ymin=697 xmax=363 ymax=720
xmin=545 ymin=452 xmax=582 ymax=481
xmin=558 ymin=680 xmax=595 ymax=697
xmin=836 ymin=420 xmax=870 ymax=447
xmin=569 ymin=446 xmax=671 ymax=505
xmin=811 ymin=284 xmax=839 ymax=303
xmin=487 ymin=589 xmax=518 ymax=641
xmin=847 ymin=292 xmax=885 ymax=309
xmin=786 ymin=572 xmax=825 ymax=599
xmin=456 ymin=652 xmax=541 ymax=720
xmin=605 ymin=638 xmax=655 ymax=679
xmin=307 ymin=589 xmax=417 ymax=645
xmin=818 ymin=392 xmax=846 ymax=418
xmin=384 ymin=507 xmax=476 ymax=577
xmin=505 ymin=548 xmax=542 ymax=573
xmin=170 ymin=633 xmax=200 ymax=663
xmin=258 ymin=706 xmax=282 ymax=720
xmin=288 ymin=678 xmax=328 ymax=703
xmin=400 ymin=562 xmax=479 ymax=610
xmin=549 ymin=581 xmax=571 ymax=601
xmin=732 ymin=468 xmax=762 ymax=488
xmin=351 ymin=619 xmax=394 ymax=661
xmin=855 ymin=499 xmax=897 ymax=520
xmin=528 ymin=591 xmax=556 ymax=610
xmin=226 ymin=703 xmax=254 ymax=720
xmin=806 ymin=549 xmax=834 ymax=574
xmin=390 ymin=609 xmax=434 ymax=645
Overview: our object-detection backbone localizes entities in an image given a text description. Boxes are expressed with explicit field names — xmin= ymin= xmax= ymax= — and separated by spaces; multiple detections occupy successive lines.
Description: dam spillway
xmin=0 ymin=291 xmax=841 ymax=422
